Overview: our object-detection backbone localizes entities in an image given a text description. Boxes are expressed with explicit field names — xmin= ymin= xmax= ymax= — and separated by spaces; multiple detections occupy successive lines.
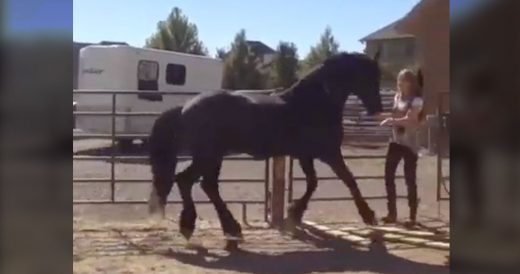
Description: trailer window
xmin=166 ymin=64 xmax=186 ymax=85
xmin=138 ymin=60 xmax=159 ymax=81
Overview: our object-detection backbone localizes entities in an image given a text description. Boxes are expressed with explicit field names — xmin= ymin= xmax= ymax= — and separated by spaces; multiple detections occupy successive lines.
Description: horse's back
xmin=179 ymin=91 xmax=289 ymax=155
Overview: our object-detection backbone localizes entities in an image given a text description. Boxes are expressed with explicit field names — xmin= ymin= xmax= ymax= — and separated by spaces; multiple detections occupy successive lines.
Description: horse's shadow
xmin=162 ymin=229 xmax=448 ymax=274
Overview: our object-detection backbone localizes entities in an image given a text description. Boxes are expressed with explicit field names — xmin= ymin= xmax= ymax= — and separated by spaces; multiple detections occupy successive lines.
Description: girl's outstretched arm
xmin=380 ymin=99 xmax=423 ymax=127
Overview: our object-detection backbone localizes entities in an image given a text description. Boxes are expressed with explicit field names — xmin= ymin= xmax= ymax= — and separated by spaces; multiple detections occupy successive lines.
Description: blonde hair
xmin=397 ymin=69 xmax=422 ymax=97
xmin=396 ymin=68 xmax=425 ymax=122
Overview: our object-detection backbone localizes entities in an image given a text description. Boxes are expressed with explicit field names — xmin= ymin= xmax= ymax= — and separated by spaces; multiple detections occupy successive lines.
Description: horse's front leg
xmin=321 ymin=152 xmax=377 ymax=225
xmin=287 ymin=157 xmax=317 ymax=226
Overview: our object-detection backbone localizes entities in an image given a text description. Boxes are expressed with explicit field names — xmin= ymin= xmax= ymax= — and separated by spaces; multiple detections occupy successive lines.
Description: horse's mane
xmin=276 ymin=52 xmax=374 ymax=99
xmin=276 ymin=63 xmax=324 ymax=98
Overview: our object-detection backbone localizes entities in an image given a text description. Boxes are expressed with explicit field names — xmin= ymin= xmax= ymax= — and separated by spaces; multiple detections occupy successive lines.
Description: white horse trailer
xmin=75 ymin=45 xmax=224 ymax=147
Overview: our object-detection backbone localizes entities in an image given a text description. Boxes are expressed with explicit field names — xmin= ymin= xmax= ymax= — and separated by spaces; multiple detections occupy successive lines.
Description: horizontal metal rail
xmin=73 ymin=155 xmax=266 ymax=161
xmin=73 ymin=155 xmax=385 ymax=161
xmin=73 ymin=156 xmax=149 ymax=161
xmin=74 ymin=111 xmax=162 ymax=116
xmin=73 ymin=200 xmax=265 ymax=205
xmin=73 ymin=133 xmax=149 ymax=139
xmin=73 ymin=90 xmax=201 ymax=95
xmin=73 ymin=89 xmax=397 ymax=96
xmin=341 ymin=155 xmax=387 ymax=159
xmin=291 ymin=175 xmax=404 ymax=181
xmin=74 ymin=132 xmax=393 ymax=139
xmin=308 ymin=195 xmax=408 ymax=202
xmin=73 ymin=178 xmax=265 ymax=183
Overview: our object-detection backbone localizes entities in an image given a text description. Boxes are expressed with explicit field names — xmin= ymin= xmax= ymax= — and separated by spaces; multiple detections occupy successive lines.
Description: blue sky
xmin=73 ymin=0 xmax=420 ymax=57
xmin=5 ymin=0 xmax=72 ymax=35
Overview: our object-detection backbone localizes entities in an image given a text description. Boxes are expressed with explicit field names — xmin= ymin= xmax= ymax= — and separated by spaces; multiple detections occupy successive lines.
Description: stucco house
xmin=360 ymin=21 xmax=420 ymax=87
xmin=395 ymin=0 xmax=450 ymax=115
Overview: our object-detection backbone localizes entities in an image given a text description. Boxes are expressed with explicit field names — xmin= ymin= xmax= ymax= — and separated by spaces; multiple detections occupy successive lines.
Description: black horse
xmin=148 ymin=52 xmax=383 ymax=248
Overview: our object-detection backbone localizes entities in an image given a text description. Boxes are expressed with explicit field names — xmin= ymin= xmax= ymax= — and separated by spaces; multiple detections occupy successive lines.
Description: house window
xmin=138 ymin=60 xmax=159 ymax=81
xmin=166 ymin=64 xmax=186 ymax=85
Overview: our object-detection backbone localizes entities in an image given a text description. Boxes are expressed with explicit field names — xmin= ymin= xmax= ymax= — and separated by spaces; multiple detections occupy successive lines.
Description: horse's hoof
xmin=362 ymin=209 xmax=378 ymax=226
xmin=284 ymin=217 xmax=300 ymax=234
xmin=363 ymin=216 xmax=378 ymax=226
xmin=381 ymin=215 xmax=397 ymax=224
xmin=404 ymin=221 xmax=418 ymax=229
xmin=180 ymin=228 xmax=194 ymax=241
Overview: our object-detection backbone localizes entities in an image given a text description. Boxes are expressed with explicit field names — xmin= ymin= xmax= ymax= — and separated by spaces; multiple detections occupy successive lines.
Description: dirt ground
xmin=73 ymin=139 xmax=450 ymax=273
xmin=73 ymin=218 xmax=448 ymax=274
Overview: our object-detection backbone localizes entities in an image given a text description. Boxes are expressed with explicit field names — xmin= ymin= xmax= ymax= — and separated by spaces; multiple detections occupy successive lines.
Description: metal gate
xmin=287 ymin=91 xmax=450 ymax=215
xmin=73 ymin=90 xmax=271 ymax=223
xmin=288 ymin=155 xmax=408 ymax=204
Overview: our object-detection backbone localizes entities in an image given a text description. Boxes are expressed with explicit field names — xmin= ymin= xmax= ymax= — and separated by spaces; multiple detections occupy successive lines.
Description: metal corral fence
xmin=437 ymin=91 xmax=450 ymax=202
xmin=73 ymin=89 xmax=449 ymax=224
xmin=286 ymin=89 xmax=407 ymax=204
xmin=288 ymin=90 xmax=450 ymax=212
xmin=287 ymin=155 xmax=408 ymax=204
xmin=73 ymin=89 xmax=272 ymax=224
xmin=342 ymin=89 xmax=395 ymax=143
xmin=293 ymin=95 xmax=403 ymax=203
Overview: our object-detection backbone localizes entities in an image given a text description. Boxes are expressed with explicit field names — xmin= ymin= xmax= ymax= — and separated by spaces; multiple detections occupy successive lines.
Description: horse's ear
xmin=417 ymin=68 xmax=424 ymax=88
xmin=373 ymin=48 xmax=381 ymax=63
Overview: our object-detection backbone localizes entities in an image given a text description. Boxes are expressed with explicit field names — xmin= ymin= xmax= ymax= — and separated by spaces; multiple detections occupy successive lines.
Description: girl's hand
xmin=380 ymin=118 xmax=394 ymax=126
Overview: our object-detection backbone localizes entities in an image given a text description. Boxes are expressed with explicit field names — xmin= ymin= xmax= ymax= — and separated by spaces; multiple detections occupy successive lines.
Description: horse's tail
xmin=148 ymin=106 xmax=183 ymax=217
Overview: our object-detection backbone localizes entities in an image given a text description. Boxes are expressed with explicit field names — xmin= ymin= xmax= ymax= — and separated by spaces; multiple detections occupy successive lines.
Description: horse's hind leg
xmin=321 ymin=152 xmax=377 ymax=225
xmin=176 ymin=164 xmax=201 ymax=240
xmin=199 ymin=157 xmax=243 ymax=250
xmin=288 ymin=157 xmax=317 ymax=227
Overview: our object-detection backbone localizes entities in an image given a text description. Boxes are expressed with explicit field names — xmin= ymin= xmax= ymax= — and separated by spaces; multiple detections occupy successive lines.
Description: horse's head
xmin=320 ymin=52 xmax=383 ymax=116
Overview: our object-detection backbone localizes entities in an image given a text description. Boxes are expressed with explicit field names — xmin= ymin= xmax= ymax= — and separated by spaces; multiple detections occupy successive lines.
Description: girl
xmin=379 ymin=68 xmax=424 ymax=226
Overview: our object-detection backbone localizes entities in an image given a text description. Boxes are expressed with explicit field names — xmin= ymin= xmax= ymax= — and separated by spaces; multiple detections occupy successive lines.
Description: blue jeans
xmin=384 ymin=142 xmax=418 ymax=220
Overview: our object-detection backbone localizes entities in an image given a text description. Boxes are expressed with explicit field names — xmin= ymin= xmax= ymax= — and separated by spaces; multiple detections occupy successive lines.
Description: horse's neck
xmin=279 ymin=81 xmax=346 ymax=123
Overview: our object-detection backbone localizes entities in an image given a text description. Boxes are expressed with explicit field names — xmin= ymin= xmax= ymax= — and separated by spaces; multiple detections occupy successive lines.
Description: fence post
xmin=271 ymin=156 xmax=286 ymax=227
xmin=436 ymin=93 xmax=443 ymax=203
